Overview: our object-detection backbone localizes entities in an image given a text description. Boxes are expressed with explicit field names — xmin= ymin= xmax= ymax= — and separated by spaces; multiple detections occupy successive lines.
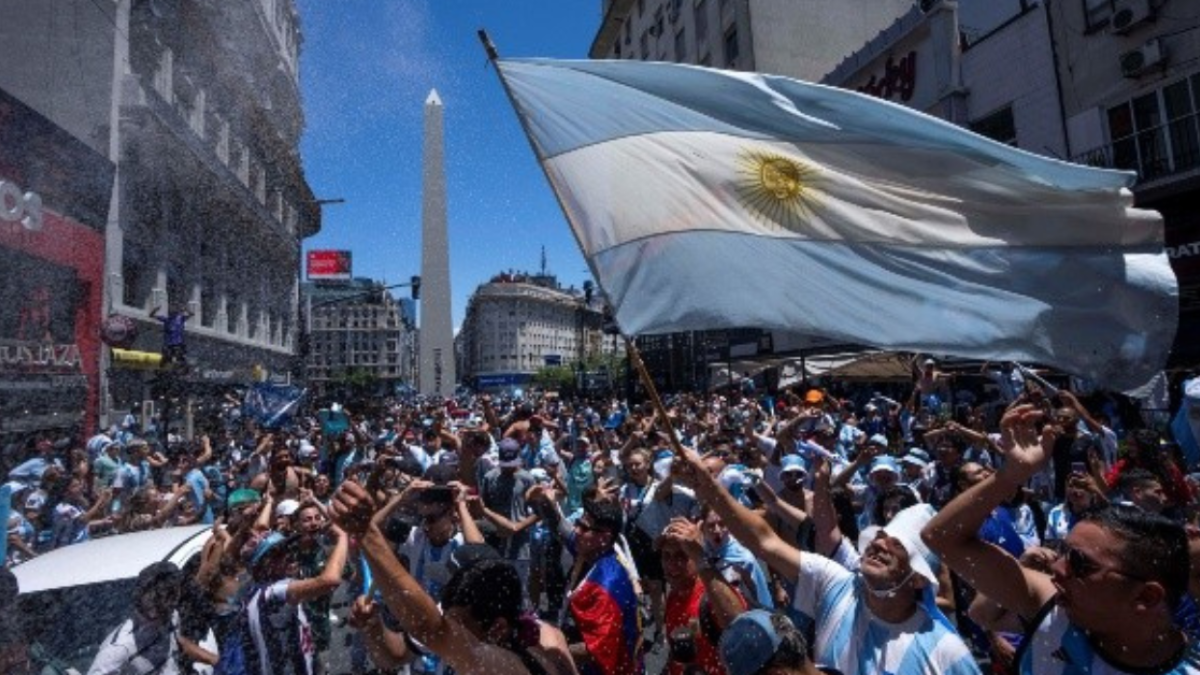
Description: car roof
xmin=12 ymin=525 xmax=213 ymax=594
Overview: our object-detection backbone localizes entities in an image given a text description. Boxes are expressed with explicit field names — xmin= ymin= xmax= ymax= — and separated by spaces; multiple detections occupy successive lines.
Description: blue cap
xmin=869 ymin=456 xmax=901 ymax=476
xmin=249 ymin=532 xmax=290 ymax=568
xmin=780 ymin=454 xmax=808 ymax=475
xmin=719 ymin=610 xmax=783 ymax=675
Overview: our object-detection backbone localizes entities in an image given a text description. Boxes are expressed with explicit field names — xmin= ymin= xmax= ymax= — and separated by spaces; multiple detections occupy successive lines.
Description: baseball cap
xmin=530 ymin=467 xmax=552 ymax=484
xmin=867 ymin=433 xmax=888 ymax=447
xmin=497 ymin=438 xmax=522 ymax=468
xmin=869 ymin=456 xmax=901 ymax=476
xmin=249 ymin=532 xmax=292 ymax=568
xmin=899 ymin=450 xmax=929 ymax=469
xmin=857 ymin=503 xmax=940 ymax=590
xmin=719 ymin=610 xmax=784 ymax=675
xmin=227 ymin=488 xmax=262 ymax=509
xmin=780 ymin=455 xmax=808 ymax=475
xmin=275 ymin=499 xmax=300 ymax=518
xmin=803 ymin=389 xmax=824 ymax=404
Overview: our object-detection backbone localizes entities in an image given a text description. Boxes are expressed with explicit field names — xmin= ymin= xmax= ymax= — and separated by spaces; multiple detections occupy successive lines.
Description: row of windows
xmin=618 ymin=0 xmax=739 ymax=68
xmin=1106 ymin=73 xmax=1200 ymax=181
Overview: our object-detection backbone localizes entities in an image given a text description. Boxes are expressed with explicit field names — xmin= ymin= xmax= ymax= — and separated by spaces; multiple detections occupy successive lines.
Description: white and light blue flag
xmin=495 ymin=58 xmax=1178 ymax=389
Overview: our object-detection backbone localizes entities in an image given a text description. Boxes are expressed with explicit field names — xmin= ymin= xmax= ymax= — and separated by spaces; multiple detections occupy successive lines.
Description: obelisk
xmin=418 ymin=89 xmax=456 ymax=397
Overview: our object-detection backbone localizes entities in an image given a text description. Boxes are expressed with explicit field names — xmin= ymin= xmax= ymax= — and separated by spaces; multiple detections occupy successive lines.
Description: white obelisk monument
xmin=418 ymin=89 xmax=456 ymax=397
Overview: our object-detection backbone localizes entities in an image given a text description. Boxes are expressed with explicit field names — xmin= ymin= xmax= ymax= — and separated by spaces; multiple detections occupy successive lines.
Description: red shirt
xmin=665 ymin=577 xmax=744 ymax=675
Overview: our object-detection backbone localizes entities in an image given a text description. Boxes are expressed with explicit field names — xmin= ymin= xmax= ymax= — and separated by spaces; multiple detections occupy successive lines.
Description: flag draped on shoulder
xmin=493 ymin=57 xmax=1178 ymax=389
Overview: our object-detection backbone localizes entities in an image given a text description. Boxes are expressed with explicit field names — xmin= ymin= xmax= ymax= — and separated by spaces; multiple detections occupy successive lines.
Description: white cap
xmin=275 ymin=499 xmax=300 ymax=518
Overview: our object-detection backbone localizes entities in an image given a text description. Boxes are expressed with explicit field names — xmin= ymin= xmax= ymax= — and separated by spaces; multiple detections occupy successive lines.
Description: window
xmin=723 ymin=28 xmax=739 ymax=68
xmin=1105 ymin=74 xmax=1200 ymax=181
xmin=674 ymin=28 xmax=687 ymax=61
xmin=970 ymin=106 xmax=1017 ymax=146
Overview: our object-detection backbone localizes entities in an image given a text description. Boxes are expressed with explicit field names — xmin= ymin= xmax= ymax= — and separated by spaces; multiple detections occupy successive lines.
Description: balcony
xmin=1073 ymin=109 xmax=1200 ymax=188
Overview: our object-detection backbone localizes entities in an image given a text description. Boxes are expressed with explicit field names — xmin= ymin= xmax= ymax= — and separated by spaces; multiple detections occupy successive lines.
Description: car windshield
xmin=2 ymin=2 xmax=1197 ymax=675
xmin=19 ymin=579 xmax=138 ymax=673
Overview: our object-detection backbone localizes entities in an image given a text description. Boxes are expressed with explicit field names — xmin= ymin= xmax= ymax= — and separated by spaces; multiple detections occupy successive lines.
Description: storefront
xmin=0 ymin=87 xmax=113 ymax=442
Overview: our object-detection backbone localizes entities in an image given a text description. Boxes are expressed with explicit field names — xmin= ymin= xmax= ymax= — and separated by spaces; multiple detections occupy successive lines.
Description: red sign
xmin=307 ymin=250 xmax=352 ymax=280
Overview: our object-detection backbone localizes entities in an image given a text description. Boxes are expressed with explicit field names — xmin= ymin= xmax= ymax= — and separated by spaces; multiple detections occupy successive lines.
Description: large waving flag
xmin=494 ymin=58 xmax=1178 ymax=389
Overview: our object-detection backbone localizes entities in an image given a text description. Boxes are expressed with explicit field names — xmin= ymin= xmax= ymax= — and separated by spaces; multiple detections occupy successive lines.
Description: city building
xmin=302 ymin=279 xmax=413 ymax=397
xmin=1 ymin=0 xmax=321 ymax=435
xmin=458 ymin=272 xmax=614 ymax=392
xmin=1047 ymin=0 xmax=1200 ymax=367
xmin=591 ymin=0 xmax=913 ymax=81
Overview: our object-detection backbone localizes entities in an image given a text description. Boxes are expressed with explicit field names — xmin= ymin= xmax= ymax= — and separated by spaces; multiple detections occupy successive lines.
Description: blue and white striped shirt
xmin=792 ymin=553 xmax=980 ymax=675
xmin=1019 ymin=602 xmax=1200 ymax=675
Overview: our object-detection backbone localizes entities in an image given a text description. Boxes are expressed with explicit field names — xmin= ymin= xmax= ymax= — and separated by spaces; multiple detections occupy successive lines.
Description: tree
xmin=533 ymin=364 xmax=577 ymax=393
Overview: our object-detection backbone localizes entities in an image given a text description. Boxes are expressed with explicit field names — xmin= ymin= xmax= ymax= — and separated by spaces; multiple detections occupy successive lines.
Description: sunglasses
xmin=1062 ymin=545 xmax=1143 ymax=581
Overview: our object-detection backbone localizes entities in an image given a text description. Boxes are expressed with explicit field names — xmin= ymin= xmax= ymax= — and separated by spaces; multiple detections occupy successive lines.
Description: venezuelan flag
xmin=569 ymin=553 xmax=643 ymax=675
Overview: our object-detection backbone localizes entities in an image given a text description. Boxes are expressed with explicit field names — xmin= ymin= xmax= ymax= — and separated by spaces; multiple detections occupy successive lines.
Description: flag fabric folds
xmin=495 ymin=58 xmax=1178 ymax=389
xmin=243 ymin=383 xmax=307 ymax=430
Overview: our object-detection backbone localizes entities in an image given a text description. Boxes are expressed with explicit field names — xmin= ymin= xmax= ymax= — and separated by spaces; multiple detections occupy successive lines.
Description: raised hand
xmin=662 ymin=517 xmax=705 ymax=561
xmin=997 ymin=404 xmax=1055 ymax=475
xmin=330 ymin=481 xmax=380 ymax=538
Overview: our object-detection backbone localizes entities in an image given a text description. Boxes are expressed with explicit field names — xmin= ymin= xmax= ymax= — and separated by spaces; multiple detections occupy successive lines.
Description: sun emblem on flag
xmin=736 ymin=149 xmax=818 ymax=232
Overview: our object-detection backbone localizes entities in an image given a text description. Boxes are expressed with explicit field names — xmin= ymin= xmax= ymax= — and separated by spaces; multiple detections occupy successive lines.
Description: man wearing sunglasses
xmin=924 ymin=404 xmax=1198 ymax=675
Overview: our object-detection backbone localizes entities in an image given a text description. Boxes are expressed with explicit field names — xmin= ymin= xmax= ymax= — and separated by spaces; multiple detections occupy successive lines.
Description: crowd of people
xmin=4 ymin=357 xmax=1200 ymax=675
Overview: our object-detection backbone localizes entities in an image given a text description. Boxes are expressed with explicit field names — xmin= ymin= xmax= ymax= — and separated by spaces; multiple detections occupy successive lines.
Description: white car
xmin=11 ymin=524 xmax=214 ymax=674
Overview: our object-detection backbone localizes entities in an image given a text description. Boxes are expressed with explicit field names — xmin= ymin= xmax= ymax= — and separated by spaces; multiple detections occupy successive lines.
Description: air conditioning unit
xmin=1109 ymin=0 xmax=1155 ymax=35
xmin=1120 ymin=38 xmax=1166 ymax=77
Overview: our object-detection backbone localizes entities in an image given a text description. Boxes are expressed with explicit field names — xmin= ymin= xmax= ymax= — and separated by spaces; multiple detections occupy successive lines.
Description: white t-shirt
xmin=87 ymin=612 xmax=180 ymax=675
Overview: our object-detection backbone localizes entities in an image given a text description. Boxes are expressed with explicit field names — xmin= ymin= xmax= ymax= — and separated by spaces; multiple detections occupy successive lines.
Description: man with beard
xmin=673 ymin=445 xmax=978 ymax=675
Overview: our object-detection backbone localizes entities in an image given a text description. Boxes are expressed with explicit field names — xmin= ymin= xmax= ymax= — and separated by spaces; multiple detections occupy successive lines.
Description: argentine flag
xmin=495 ymin=58 xmax=1177 ymax=390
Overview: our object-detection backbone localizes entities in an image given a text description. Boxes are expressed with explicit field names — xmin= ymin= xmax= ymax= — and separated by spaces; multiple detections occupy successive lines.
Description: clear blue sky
xmin=296 ymin=1 xmax=600 ymax=329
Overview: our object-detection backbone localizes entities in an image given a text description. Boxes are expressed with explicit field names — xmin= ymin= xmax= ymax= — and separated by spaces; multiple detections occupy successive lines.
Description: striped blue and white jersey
xmin=1019 ymin=602 xmax=1200 ymax=675
xmin=792 ymin=553 xmax=980 ymax=675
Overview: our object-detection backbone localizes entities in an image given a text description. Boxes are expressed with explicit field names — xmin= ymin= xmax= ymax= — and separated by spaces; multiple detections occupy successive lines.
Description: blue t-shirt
xmin=158 ymin=313 xmax=188 ymax=346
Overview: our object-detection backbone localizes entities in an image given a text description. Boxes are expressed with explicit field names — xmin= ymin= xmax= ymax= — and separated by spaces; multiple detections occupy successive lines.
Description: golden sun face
xmin=735 ymin=149 xmax=818 ymax=232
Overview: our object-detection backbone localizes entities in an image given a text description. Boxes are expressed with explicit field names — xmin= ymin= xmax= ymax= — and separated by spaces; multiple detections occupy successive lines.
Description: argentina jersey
xmin=792 ymin=554 xmax=980 ymax=675
xmin=1019 ymin=603 xmax=1200 ymax=675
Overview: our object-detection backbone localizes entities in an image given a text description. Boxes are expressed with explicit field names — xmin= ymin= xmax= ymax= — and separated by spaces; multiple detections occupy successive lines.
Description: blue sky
xmin=296 ymin=1 xmax=600 ymax=329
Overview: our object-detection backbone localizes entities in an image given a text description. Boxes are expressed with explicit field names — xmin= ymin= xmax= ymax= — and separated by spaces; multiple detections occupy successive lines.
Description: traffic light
xmin=411 ymin=275 xmax=421 ymax=300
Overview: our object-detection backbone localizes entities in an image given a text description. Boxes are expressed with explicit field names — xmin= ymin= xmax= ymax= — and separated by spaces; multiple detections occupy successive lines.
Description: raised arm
xmin=285 ymin=525 xmax=349 ymax=604
xmin=809 ymin=454 xmax=843 ymax=557
xmin=331 ymin=481 xmax=526 ymax=675
xmin=673 ymin=447 xmax=801 ymax=581
xmin=922 ymin=405 xmax=1057 ymax=621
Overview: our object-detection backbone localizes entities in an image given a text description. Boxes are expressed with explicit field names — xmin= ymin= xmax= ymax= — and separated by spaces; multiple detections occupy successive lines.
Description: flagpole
xmin=624 ymin=336 xmax=693 ymax=458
